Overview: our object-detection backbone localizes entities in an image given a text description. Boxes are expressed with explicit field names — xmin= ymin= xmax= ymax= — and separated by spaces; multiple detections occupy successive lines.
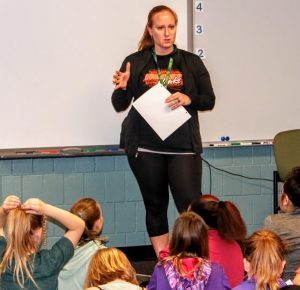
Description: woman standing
xmin=112 ymin=5 xmax=215 ymax=256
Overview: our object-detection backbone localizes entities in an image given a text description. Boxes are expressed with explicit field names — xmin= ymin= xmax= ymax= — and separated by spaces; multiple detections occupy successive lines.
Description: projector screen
xmin=0 ymin=0 xmax=190 ymax=149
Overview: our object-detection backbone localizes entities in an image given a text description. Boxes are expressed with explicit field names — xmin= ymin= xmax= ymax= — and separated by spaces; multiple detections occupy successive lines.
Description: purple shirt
xmin=233 ymin=277 xmax=286 ymax=290
xmin=146 ymin=262 xmax=231 ymax=290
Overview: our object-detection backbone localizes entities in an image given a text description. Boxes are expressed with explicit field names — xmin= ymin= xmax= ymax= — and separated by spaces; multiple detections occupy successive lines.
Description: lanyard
xmin=152 ymin=50 xmax=173 ymax=88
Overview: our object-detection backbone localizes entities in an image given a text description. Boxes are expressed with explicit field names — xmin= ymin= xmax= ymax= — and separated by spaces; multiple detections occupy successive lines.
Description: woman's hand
xmin=113 ymin=62 xmax=131 ymax=90
xmin=22 ymin=198 xmax=46 ymax=215
xmin=165 ymin=92 xmax=191 ymax=110
xmin=2 ymin=195 xmax=20 ymax=214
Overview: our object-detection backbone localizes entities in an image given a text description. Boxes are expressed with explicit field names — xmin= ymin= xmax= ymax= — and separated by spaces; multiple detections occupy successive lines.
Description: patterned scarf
xmin=164 ymin=258 xmax=212 ymax=290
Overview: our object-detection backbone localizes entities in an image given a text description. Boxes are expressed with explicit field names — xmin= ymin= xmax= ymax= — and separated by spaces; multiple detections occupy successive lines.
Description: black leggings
xmin=128 ymin=152 xmax=202 ymax=237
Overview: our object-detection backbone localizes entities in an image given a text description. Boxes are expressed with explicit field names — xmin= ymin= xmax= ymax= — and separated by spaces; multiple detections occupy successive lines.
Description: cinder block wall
xmin=0 ymin=145 xmax=276 ymax=247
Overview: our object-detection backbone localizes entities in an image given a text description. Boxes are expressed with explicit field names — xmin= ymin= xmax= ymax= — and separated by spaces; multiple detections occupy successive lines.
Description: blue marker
xmin=221 ymin=136 xmax=230 ymax=142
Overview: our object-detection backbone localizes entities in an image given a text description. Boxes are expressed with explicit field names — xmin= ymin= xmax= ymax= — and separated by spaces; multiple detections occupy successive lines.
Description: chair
xmin=273 ymin=129 xmax=300 ymax=213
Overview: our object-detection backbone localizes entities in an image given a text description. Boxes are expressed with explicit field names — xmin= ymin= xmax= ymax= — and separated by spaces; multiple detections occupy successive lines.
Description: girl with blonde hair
xmin=84 ymin=247 xmax=144 ymax=290
xmin=0 ymin=195 xmax=84 ymax=290
xmin=233 ymin=230 xmax=287 ymax=290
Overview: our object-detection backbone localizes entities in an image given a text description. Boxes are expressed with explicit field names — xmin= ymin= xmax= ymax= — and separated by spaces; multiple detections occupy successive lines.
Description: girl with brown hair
xmin=264 ymin=166 xmax=300 ymax=280
xmin=188 ymin=194 xmax=246 ymax=288
xmin=147 ymin=212 xmax=230 ymax=290
xmin=58 ymin=197 xmax=106 ymax=290
xmin=84 ymin=247 xmax=143 ymax=290
xmin=0 ymin=195 xmax=84 ymax=290
xmin=233 ymin=230 xmax=287 ymax=290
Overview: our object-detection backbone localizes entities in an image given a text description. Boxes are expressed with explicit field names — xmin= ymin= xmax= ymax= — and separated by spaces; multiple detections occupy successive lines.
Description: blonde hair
xmin=138 ymin=5 xmax=178 ymax=51
xmin=0 ymin=207 xmax=46 ymax=289
xmin=243 ymin=230 xmax=287 ymax=290
xmin=84 ymin=247 xmax=138 ymax=288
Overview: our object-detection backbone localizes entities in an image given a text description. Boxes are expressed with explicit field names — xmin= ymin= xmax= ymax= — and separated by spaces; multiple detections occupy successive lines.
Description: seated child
xmin=0 ymin=195 xmax=84 ymax=290
xmin=58 ymin=197 xmax=106 ymax=290
xmin=264 ymin=166 xmax=300 ymax=280
xmin=84 ymin=247 xmax=144 ymax=290
xmin=233 ymin=230 xmax=287 ymax=290
xmin=188 ymin=194 xmax=246 ymax=288
xmin=147 ymin=211 xmax=230 ymax=290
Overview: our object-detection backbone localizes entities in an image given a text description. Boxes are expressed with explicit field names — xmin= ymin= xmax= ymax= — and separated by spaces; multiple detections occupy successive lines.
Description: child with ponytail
xmin=188 ymin=194 xmax=247 ymax=287
xmin=0 ymin=195 xmax=84 ymax=290
xmin=189 ymin=194 xmax=247 ymax=287
xmin=233 ymin=230 xmax=287 ymax=290
xmin=159 ymin=194 xmax=246 ymax=287
xmin=58 ymin=197 xmax=106 ymax=290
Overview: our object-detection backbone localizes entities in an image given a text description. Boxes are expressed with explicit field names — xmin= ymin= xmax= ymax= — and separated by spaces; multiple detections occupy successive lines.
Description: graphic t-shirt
xmin=138 ymin=52 xmax=193 ymax=152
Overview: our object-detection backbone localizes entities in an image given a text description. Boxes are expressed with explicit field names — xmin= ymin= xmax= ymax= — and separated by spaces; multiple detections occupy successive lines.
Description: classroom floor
xmin=118 ymin=245 xmax=157 ymax=286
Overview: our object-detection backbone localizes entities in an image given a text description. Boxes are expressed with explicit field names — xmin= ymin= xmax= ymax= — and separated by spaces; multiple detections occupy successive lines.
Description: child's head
xmin=84 ymin=247 xmax=138 ymax=288
xmin=280 ymin=166 xmax=300 ymax=211
xmin=71 ymin=197 xmax=103 ymax=245
xmin=169 ymin=211 xmax=209 ymax=259
xmin=1 ymin=207 xmax=46 ymax=288
xmin=189 ymin=194 xmax=246 ymax=241
xmin=5 ymin=207 xmax=45 ymax=248
xmin=243 ymin=230 xmax=287 ymax=290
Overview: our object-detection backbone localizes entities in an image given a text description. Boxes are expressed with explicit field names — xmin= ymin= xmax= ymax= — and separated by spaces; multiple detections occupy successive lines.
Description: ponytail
xmin=70 ymin=198 xmax=105 ymax=246
xmin=217 ymin=201 xmax=246 ymax=241
xmin=243 ymin=230 xmax=287 ymax=290
xmin=189 ymin=194 xmax=246 ymax=241
xmin=0 ymin=208 xmax=43 ymax=289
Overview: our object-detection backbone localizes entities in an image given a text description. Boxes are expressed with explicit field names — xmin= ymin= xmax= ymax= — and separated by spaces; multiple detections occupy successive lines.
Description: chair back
xmin=273 ymin=129 xmax=300 ymax=181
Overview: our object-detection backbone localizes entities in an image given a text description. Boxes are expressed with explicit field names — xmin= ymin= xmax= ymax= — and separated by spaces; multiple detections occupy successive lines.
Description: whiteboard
xmin=194 ymin=0 xmax=300 ymax=143
xmin=0 ymin=0 xmax=189 ymax=149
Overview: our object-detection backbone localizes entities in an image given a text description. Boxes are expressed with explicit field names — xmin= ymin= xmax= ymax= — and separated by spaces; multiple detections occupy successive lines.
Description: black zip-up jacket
xmin=111 ymin=46 xmax=215 ymax=156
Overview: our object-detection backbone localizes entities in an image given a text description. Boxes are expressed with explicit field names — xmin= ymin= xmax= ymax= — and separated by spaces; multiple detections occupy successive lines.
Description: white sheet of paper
xmin=132 ymin=83 xmax=191 ymax=140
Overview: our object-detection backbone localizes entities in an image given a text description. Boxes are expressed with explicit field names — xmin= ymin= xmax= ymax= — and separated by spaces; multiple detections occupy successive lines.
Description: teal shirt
xmin=58 ymin=240 xmax=106 ymax=290
xmin=0 ymin=236 xmax=74 ymax=290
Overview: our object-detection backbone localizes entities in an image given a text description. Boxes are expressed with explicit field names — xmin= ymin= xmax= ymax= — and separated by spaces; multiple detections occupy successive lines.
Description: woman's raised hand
xmin=113 ymin=62 xmax=131 ymax=90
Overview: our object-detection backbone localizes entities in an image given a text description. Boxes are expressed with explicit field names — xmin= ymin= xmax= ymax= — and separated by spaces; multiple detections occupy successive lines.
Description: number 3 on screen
xmin=195 ymin=24 xmax=203 ymax=35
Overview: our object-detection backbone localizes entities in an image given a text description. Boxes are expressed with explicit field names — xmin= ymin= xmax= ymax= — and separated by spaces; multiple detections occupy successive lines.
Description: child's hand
xmin=22 ymin=198 xmax=46 ymax=215
xmin=2 ymin=195 xmax=21 ymax=213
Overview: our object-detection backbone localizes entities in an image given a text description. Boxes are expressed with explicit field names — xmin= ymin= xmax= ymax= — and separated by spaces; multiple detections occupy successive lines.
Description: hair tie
xmin=218 ymin=201 xmax=225 ymax=208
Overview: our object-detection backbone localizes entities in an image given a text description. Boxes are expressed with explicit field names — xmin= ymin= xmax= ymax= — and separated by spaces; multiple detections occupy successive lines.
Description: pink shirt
xmin=208 ymin=230 xmax=244 ymax=288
